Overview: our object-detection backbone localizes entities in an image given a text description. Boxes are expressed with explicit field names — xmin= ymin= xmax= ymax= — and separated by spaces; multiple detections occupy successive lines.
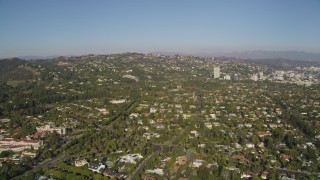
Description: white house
xmin=190 ymin=159 xmax=206 ymax=168
xmin=246 ymin=142 xmax=255 ymax=148
xmin=88 ymin=163 xmax=105 ymax=173
xmin=118 ymin=154 xmax=143 ymax=164
xmin=150 ymin=107 xmax=157 ymax=113
xmin=189 ymin=130 xmax=199 ymax=138
xmin=146 ymin=168 xmax=164 ymax=176
xmin=75 ymin=159 xmax=88 ymax=167
xmin=204 ymin=122 xmax=212 ymax=129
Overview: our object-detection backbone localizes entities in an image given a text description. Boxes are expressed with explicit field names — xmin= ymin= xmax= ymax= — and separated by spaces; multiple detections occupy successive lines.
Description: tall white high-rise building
xmin=258 ymin=72 xmax=264 ymax=80
xmin=213 ymin=67 xmax=220 ymax=79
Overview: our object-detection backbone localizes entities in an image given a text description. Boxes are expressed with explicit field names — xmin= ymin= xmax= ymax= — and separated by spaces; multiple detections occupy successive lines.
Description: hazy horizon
xmin=1 ymin=0 xmax=320 ymax=58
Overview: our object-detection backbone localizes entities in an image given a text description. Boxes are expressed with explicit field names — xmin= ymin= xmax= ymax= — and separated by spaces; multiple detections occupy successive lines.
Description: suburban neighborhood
xmin=0 ymin=53 xmax=319 ymax=179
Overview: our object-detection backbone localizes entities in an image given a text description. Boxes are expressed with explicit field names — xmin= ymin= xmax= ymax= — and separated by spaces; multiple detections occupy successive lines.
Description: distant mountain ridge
xmin=2 ymin=50 xmax=320 ymax=61
xmin=17 ymin=55 xmax=59 ymax=60
xmin=154 ymin=50 xmax=320 ymax=62
xmin=0 ymin=56 xmax=59 ymax=60
xmin=213 ymin=51 xmax=320 ymax=62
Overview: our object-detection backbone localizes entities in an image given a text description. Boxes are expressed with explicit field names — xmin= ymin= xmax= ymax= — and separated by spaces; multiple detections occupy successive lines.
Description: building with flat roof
xmin=0 ymin=138 xmax=43 ymax=152
xmin=214 ymin=67 xmax=220 ymax=79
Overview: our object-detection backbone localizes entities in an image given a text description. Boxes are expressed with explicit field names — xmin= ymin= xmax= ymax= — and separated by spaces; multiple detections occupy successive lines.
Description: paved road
xmin=13 ymin=134 xmax=83 ymax=179
xmin=39 ymin=151 xmax=66 ymax=168
xmin=128 ymin=125 xmax=191 ymax=180
xmin=14 ymin=101 xmax=138 ymax=179
xmin=276 ymin=168 xmax=319 ymax=177
xmin=127 ymin=152 xmax=158 ymax=180
xmin=37 ymin=134 xmax=82 ymax=168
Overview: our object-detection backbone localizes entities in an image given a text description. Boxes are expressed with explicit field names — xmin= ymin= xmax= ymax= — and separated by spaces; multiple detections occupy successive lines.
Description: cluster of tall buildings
xmin=251 ymin=72 xmax=264 ymax=81
xmin=213 ymin=66 xmax=263 ymax=81
xmin=213 ymin=66 xmax=230 ymax=80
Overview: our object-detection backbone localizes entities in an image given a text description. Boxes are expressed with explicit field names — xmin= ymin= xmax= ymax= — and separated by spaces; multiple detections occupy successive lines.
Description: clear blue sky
xmin=0 ymin=0 xmax=320 ymax=57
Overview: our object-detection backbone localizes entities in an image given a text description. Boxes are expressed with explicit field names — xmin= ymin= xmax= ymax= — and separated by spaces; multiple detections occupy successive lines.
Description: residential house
xmin=143 ymin=133 xmax=160 ymax=140
xmin=190 ymin=159 xmax=206 ymax=168
xmin=118 ymin=154 xmax=143 ymax=164
xmin=75 ymin=159 xmax=88 ymax=167
xmin=103 ymin=169 xmax=126 ymax=179
xmin=88 ymin=163 xmax=105 ymax=173
xmin=146 ymin=168 xmax=164 ymax=176
xmin=189 ymin=130 xmax=199 ymax=138
xmin=204 ymin=122 xmax=212 ymax=129
xmin=246 ymin=142 xmax=255 ymax=148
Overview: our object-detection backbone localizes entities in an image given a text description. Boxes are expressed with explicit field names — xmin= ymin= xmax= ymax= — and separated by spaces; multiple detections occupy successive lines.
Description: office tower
xmin=214 ymin=67 xmax=220 ymax=79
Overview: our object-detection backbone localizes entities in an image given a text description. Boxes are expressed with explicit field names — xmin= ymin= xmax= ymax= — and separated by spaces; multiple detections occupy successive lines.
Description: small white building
xmin=251 ymin=75 xmax=258 ymax=81
xmin=189 ymin=130 xmax=199 ymax=138
xmin=190 ymin=159 xmax=206 ymax=168
xmin=143 ymin=132 xmax=160 ymax=139
xmin=88 ymin=163 xmax=105 ymax=173
xmin=204 ymin=122 xmax=212 ymax=129
xmin=129 ymin=113 xmax=140 ymax=119
xmin=224 ymin=75 xmax=231 ymax=80
xmin=150 ymin=107 xmax=157 ymax=113
xmin=246 ymin=142 xmax=255 ymax=148
xmin=210 ymin=114 xmax=216 ymax=119
xmin=109 ymin=99 xmax=126 ymax=104
xmin=118 ymin=154 xmax=143 ymax=164
xmin=75 ymin=159 xmax=88 ymax=167
xmin=146 ymin=168 xmax=164 ymax=176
